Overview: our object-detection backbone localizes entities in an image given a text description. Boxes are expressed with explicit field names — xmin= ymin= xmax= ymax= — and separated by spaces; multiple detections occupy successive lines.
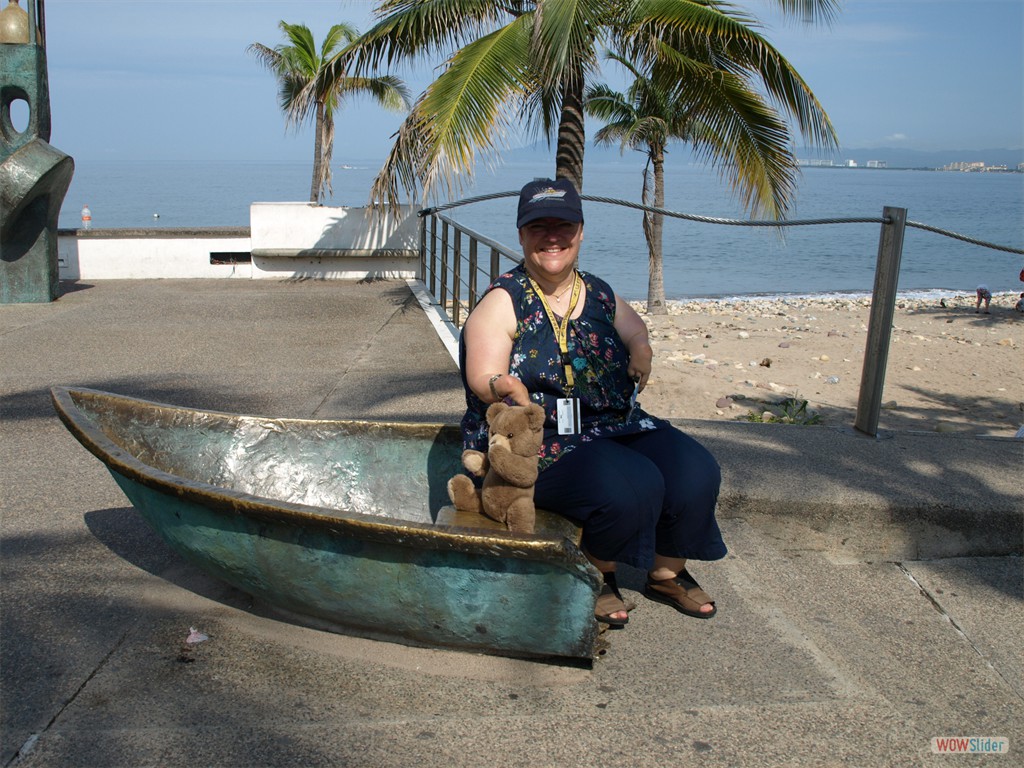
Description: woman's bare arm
xmin=613 ymin=295 xmax=653 ymax=390
xmin=462 ymin=289 xmax=531 ymax=405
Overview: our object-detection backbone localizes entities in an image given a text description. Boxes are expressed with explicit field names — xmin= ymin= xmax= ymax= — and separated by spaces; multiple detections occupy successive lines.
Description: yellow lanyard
xmin=529 ymin=272 xmax=582 ymax=390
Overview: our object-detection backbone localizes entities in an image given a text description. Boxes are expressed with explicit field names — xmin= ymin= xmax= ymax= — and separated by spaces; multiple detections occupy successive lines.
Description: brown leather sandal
xmin=595 ymin=571 xmax=630 ymax=626
xmin=644 ymin=568 xmax=717 ymax=619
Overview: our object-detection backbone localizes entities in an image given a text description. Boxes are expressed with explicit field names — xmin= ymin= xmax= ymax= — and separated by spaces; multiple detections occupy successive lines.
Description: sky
xmin=33 ymin=0 xmax=1024 ymax=167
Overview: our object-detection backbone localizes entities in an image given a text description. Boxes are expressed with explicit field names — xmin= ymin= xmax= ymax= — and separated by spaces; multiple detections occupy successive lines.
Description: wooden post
xmin=855 ymin=206 xmax=907 ymax=437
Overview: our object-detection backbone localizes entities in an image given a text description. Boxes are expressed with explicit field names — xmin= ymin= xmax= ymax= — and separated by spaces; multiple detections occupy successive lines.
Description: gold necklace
xmin=550 ymin=283 xmax=572 ymax=301
xmin=546 ymin=272 xmax=577 ymax=302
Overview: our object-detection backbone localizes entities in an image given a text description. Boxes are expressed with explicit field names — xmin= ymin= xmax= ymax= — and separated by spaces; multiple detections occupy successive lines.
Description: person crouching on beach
xmin=976 ymin=285 xmax=992 ymax=314
xmin=455 ymin=178 xmax=727 ymax=627
xmin=1015 ymin=293 xmax=1024 ymax=313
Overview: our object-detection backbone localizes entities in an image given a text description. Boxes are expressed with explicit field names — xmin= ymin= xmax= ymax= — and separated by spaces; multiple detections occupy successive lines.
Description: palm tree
xmin=248 ymin=21 xmax=410 ymax=203
xmin=587 ymin=37 xmax=804 ymax=313
xmin=349 ymin=0 xmax=839 ymax=214
xmin=585 ymin=53 xmax=698 ymax=313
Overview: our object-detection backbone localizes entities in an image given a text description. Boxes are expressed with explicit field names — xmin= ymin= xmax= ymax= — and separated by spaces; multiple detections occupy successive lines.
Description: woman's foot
xmin=645 ymin=568 xmax=716 ymax=619
xmin=595 ymin=571 xmax=630 ymax=626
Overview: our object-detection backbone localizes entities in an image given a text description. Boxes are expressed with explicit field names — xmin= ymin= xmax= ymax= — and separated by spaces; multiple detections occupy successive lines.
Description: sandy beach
xmin=634 ymin=291 xmax=1023 ymax=438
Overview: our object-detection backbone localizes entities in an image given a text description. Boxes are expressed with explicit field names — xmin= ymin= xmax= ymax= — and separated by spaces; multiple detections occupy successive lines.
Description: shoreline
xmin=633 ymin=291 xmax=1023 ymax=437
xmin=631 ymin=288 xmax=1021 ymax=305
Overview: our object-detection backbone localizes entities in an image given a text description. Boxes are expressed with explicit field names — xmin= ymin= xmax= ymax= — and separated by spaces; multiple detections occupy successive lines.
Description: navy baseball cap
xmin=516 ymin=178 xmax=584 ymax=228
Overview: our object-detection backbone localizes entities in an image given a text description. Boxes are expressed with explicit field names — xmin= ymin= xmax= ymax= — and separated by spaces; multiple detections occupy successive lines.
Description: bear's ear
xmin=527 ymin=403 xmax=545 ymax=430
xmin=486 ymin=401 xmax=508 ymax=423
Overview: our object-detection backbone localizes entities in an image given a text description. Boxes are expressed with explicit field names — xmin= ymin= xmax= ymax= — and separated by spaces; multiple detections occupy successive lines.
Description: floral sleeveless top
xmin=459 ymin=264 xmax=668 ymax=471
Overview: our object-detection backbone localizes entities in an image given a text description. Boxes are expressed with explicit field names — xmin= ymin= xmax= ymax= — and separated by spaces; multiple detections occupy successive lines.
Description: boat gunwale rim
xmin=50 ymin=386 xmax=593 ymax=571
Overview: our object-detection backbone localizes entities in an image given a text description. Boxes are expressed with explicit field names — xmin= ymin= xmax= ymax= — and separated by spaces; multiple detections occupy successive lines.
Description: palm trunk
xmin=645 ymin=147 xmax=667 ymax=314
xmin=554 ymin=75 xmax=585 ymax=192
xmin=310 ymin=102 xmax=325 ymax=203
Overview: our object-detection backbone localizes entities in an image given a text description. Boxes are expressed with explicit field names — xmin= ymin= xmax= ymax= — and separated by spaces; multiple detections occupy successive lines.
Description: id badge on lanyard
xmin=556 ymin=397 xmax=581 ymax=435
xmin=530 ymin=273 xmax=583 ymax=434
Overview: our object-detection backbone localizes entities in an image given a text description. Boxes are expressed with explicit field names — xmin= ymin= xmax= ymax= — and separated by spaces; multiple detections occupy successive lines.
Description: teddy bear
xmin=447 ymin=401 xmax=546 ymax=534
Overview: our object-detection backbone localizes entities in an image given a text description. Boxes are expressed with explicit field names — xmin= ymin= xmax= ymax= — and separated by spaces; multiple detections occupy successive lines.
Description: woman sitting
xmin=457 ymin=178 xmax=727 ymax=626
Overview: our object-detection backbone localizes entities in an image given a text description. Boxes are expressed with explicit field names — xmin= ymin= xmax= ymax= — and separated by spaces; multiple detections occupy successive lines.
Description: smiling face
xmin=518 ymin=217 xmax=584 ymax=283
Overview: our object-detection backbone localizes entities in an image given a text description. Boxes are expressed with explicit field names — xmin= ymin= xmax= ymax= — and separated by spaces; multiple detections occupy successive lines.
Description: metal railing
xmin=418 ymin=192 xmax=1023 ymax=438
xmin=417 ymin=205 xmax=522 ymax=329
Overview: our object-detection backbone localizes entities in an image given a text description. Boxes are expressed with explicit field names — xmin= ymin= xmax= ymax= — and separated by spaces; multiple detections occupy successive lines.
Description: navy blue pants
xmin=533 ymin=427 xmax=726 ymax=570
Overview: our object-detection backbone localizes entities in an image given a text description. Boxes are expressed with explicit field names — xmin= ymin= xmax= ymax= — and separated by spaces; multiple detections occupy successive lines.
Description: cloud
xmin=884 ymin=133 xmax=909 ymax=143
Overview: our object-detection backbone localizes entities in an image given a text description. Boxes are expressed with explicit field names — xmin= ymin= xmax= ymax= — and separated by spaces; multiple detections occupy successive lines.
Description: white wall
xmin=55 ymin=203 xmax=421 ymax=281
xmin=58 ymin=233 xmax=253 ymax=279
xmin=249 ymin=202 xmax=419 ymax=280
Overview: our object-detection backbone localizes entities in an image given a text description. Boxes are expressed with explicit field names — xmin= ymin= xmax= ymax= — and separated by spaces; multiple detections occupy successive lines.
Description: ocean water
xmin=59 ymin=159 xmax=1024 ymax=301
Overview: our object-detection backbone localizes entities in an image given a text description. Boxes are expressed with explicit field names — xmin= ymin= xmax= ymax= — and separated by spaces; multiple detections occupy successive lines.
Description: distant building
xmin=941 ymin=161 xmax=986 ymax=172
xmin=866 ymin=160 xmax=887 ymax=169
xmin=846 ymin=159 xmax=858 ymax=167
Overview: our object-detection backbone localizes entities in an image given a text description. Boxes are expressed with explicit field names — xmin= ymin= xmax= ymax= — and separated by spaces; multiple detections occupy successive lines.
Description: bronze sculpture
xmin=1 ymin=0 xmax=74 ymax=303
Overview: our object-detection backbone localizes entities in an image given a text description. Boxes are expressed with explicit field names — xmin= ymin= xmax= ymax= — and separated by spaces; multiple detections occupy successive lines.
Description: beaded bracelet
xmin=488 ymin=373 xmax=503 ymax=400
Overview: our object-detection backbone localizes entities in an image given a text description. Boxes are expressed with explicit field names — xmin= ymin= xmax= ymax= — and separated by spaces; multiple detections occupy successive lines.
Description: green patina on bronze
xmin=52 ymin=387 xmax=600 ymax=662
xmin=1 ymin=0 xmax=74 ymax=303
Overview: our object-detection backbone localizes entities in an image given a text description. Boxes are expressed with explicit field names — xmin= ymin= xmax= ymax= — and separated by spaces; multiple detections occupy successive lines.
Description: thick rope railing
xmin=421 ymin=190 xmax=1024 ymax=255
xmin=902 ymin=221 xmax=1024 ymax=255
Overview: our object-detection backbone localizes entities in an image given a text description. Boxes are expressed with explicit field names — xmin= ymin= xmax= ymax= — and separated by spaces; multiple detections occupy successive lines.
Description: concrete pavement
xmin=2 ymin=279 xmax=1021 ymax=767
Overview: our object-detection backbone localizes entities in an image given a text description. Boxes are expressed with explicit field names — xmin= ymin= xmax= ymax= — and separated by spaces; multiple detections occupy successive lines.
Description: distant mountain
xmin=505 ymin=142 xmax=1024 ymax=171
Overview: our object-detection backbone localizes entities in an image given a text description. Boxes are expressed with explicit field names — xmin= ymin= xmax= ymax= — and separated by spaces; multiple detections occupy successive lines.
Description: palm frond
xmin=674 ymin=63 xmax=798 ymax=218
xmin=246 ymin=42 xmax=282 ymax=72
xmin=279 ymin=22 xmax=319 ymax=74
xmin=714 ymin=34 xmax=838 ymax=149
xmin=620 ymin=3 xmax=837 ymax=154
xmin=336 ymin=75 xmax=412 ymax=113
xmin=767 ymin=0 xmax=840 ymax=26
xmin=530 ymin=0 xmax=614 ymax=102
xmin=602 ymin=49 xmax=645 ymax=83
xmin=355 ymin=0 xmax=519 ymax=72
xmin=411 ymin=16 xmax=534 ymax=189
xmin=278 ymin=73 xmax=314 ymax=126
xmin=370 ymin=101 xmax=434 ymax=207
xmin=321 ymin=22 xmax=361 ymax=59
xmin=584 ymin=84 xmax=638 ymax=151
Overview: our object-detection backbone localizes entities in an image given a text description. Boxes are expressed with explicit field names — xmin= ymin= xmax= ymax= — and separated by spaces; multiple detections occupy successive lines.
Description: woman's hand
xmin=490 ymin=373 xmax=531 ymax=406
xmin=614 ymin=295 xmax=653 ymax=391
xmin=627 ymin=340 xmax=653 ymax=392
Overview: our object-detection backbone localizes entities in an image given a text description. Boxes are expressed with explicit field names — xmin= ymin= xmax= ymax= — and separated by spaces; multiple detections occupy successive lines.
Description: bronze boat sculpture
xmin=52 ymin=387 xmax=600 ymax=662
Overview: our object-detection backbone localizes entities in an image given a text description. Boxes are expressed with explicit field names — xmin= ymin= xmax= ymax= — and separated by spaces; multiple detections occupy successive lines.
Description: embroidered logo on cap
xmin=529 ymin=188 xmax=567 ymax=203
